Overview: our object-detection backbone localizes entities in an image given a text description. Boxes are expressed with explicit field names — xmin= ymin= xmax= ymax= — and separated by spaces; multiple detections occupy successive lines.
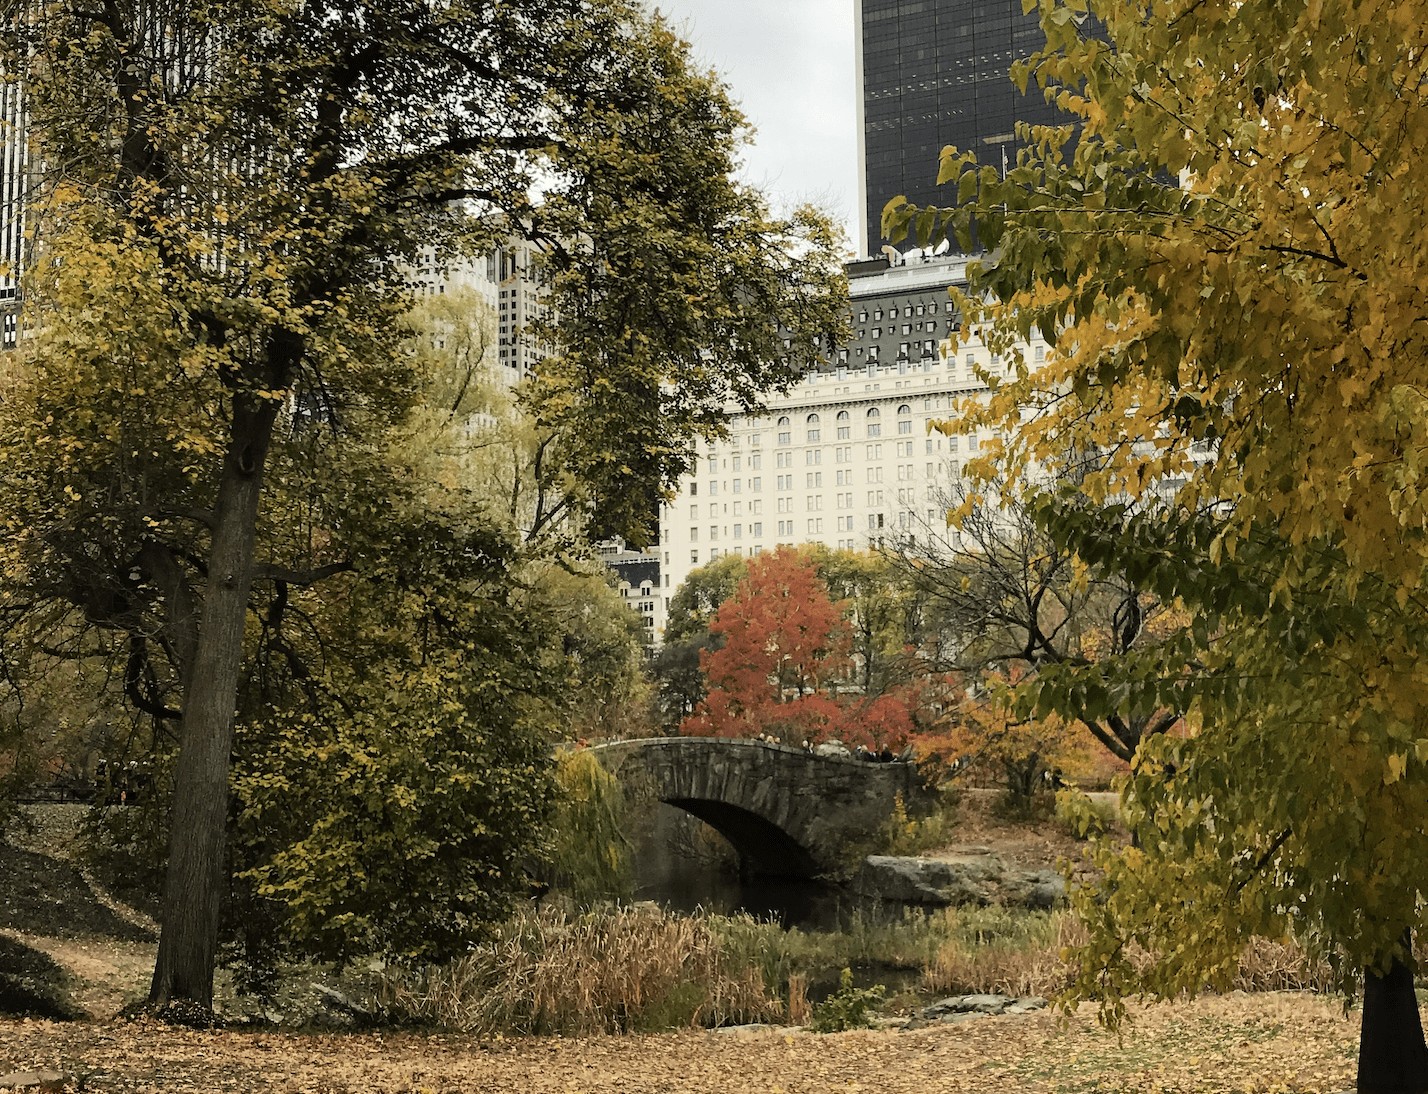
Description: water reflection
xmin=631 ymin=803 xmax=887 ymax=931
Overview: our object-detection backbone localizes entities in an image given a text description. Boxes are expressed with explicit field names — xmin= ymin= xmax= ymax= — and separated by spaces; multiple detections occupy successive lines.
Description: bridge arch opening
xmin=663 ymin=797 xmax=819 ymax=879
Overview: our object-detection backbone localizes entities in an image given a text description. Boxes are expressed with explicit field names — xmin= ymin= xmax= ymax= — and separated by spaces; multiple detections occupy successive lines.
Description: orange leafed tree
xmin=680 ymin=547 xmax=914 ymax=749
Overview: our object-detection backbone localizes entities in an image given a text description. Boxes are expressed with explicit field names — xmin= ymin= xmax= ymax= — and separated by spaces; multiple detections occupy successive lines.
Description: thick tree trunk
xmin=1358 ymin=934 xmax=1428 ymax=1094
xmin=148 ymin=400 xmax=278 ymax=1013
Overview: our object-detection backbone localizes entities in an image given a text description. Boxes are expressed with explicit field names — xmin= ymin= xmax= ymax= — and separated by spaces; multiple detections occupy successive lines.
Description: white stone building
xmin=655 ymin=252 xmax=1052 ymax=635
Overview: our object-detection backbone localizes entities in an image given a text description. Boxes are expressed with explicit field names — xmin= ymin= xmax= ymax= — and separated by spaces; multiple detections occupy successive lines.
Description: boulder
xmin=921 ymin=993 xmax=1015 ymax=1017
xmin=851 ymin=855 xmax=1065 ymax=910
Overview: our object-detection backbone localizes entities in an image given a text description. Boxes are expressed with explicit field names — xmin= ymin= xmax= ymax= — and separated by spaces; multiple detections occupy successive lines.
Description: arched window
xmin=866 ymin=407 xmax=882 ymax=438
xmin=806 ymin=413 xmax=821 ymax=443
xmin=777 ymin=415 xmax=791 ymax=445
xmin=897 ymin=404 xmax=913 ymax=435
xmin=836 ymin=410 xmax=851 ymax=440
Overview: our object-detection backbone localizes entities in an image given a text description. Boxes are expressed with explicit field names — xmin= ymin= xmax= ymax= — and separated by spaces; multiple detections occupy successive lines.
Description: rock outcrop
xmin=851 ymin=853 xmax=1065 ymax=909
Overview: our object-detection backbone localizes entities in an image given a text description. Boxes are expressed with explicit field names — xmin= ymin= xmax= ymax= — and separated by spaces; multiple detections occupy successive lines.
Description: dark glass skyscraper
xmin=856 ymin=0 xmax=1072 ymax=256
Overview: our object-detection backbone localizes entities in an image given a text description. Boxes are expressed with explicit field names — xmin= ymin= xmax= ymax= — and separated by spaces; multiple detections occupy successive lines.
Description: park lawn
xmin=0 ymin=991 xmax=1358 ymax=1093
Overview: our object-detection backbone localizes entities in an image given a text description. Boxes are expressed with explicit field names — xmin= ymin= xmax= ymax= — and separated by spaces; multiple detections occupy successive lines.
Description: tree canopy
xmin=886 ymin=0 xmax=1428 ymax=1084
xmin=0 ymin=0 xmax=845 ymax=1013
xmin=679 ymin=547 xmax=917 ymax=750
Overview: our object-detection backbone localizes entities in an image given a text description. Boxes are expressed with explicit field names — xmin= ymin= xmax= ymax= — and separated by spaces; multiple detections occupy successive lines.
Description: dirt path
xmin=0 ymin=992 xmax=1359 ymax=1093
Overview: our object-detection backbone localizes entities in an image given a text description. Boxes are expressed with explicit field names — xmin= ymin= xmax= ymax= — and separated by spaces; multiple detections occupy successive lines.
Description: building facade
xmin=1 ymin=78 xmax=26 ymax=350
xmin=856 ymin=0 xmax=1076 ymax=256
xmin=655 ymin=252 xmax=1050 ymax=627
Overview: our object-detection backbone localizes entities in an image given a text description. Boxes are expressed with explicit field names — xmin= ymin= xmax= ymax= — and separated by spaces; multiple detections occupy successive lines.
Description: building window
xmin=691 ymin=550 xmax=699 ymax=564
xmin=805 ymin=448 xmax=822 ymax=465
xmin=690 ymin=527 xmax=698 ymax=541
xmin=806 ymin=413 xmax=821 ymax=442
xmin=777 ymin=416 xmax=791 ymax=445
xmin=898 ymin=404 xmax=913 ymax=433
xmin=866 ymin=407 xmax=881 ymax=437
xmin=733 ymin=523 xmax=742 ymax=539
xmin=752 ymin=476 xmax=762 ymax=491
xmin=836 ymin=410 xmax=851 ymax=439
xmin=752 ymin=522 xmax=763 ymax=537
xmin=836 ymin=446 xmax=851 ymax=463
xmin=709 ymin=481 xmax=718 ymax=496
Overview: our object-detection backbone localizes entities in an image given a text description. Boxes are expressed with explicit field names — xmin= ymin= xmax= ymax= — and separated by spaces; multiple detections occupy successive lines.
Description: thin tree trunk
xmin=1358 ymin=932 xmax=1428 ymax=1094
xmin=148 ymin=400 xmax=277 ymax=1013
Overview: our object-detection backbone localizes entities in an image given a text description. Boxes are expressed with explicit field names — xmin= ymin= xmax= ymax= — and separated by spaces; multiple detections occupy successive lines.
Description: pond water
xmin=630 ymin=803 xmax=892 ymax=932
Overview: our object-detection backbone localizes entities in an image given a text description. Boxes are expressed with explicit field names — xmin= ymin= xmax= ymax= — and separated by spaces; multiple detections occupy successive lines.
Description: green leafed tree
xmin=1 ymin=0 xmax=844 ymax=1015
xmin=886 ymin=0 xmax=1428 ymax=1085
xmin=652 ymin=553 xmax=749 ymax=726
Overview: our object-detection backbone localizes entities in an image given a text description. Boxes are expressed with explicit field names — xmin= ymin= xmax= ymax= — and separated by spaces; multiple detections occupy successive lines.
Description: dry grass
xmin=922 ymin=909 xmax=1079 ymax=997
xmin=923 ymin=911 xmax=1343 ymax=1000
xmin=1231 ymin=937 xmax=1338 ymax=994
xmin=376 ymin=904 xmax=783 ymax=1035
xmin=377 ymin=903 xmax=1347 ymax=1038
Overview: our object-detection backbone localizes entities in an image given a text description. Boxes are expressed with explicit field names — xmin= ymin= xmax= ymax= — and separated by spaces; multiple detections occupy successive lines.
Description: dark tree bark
xmin=148 ymin=398 xmax=278 ymax=1012
xmin=1358 ymin=933 xmax=1428 ymax=1094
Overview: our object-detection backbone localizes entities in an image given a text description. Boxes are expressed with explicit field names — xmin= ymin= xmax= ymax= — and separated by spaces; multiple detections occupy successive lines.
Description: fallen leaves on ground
xmin=0 ymin=992 xmax=1358 ymax=1093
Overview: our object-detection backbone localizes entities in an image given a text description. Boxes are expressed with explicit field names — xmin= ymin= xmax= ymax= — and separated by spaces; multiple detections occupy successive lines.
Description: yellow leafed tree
xmin=886 ymin=0 xmax=1428 ymax=1086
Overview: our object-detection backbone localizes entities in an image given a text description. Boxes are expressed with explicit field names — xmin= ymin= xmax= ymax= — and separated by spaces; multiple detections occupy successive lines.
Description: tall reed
xmin=376 ymin=903 xmax=782 ymax=1035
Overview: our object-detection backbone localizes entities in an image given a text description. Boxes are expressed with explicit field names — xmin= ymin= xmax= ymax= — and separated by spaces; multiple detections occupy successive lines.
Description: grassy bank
xmin=371 ymin=901 xmax=1339 ymax=1036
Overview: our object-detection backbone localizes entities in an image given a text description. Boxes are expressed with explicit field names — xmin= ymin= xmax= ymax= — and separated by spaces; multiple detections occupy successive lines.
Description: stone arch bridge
xmin=590 ymin=738 xmax=933 ymax=880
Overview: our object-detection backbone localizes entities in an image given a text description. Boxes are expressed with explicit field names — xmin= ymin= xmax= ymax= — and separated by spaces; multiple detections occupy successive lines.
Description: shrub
xmin=877 ymin=792 xmax=956 ymax=857
xmin=809 ymin=967 xmax=885 ymax=1033
xmin=1053 ymin=788 xmax=1118 ymax=841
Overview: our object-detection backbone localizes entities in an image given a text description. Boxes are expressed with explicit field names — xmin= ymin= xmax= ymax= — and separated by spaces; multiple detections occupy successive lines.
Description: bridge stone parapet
xmin=591 ymin=737 xmax=935 ymax=880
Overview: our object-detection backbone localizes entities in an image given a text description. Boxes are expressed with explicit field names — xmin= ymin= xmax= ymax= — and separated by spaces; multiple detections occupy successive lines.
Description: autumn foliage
xmin=679 ymin=548 xmax=915 ymax=750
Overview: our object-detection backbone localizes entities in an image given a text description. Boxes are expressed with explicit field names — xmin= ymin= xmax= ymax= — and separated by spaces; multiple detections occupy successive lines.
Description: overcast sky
xmin=651 ymin=1 xmax=862 ymax=255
